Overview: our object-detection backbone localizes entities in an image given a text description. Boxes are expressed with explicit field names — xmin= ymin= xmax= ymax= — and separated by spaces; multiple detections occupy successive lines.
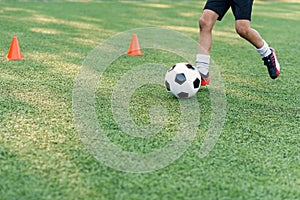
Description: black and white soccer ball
xmin=165 ymin=63 xmax=201 ymax=98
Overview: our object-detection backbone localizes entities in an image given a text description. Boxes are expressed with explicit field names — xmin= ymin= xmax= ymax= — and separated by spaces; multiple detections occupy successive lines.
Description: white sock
xmin=196 ymin=54 xmax=210 ymax=75
xmin=256 ymin=40 xmax=272 ymax=58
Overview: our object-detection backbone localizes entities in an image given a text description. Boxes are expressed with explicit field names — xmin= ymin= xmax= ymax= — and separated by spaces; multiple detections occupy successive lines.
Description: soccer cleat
xmin=262 ymin=48 xmax=281 ymax=79
xmin=200 ymin=72 xmax=210 ymax=86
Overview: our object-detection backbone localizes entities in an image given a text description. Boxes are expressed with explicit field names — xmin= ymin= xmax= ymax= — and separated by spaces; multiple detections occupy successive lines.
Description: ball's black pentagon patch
xmin=186 ymin=64 xmax=195 ymax=70
xmin=175 ymin=73 xmax=186 ymax=85
xmin=193 ymin=78 xmax=200 ymax=89
xmin=165 ymin=80 xmax=170 ymax=91
xmin=177 ymin=92 xmax=189 ymax=98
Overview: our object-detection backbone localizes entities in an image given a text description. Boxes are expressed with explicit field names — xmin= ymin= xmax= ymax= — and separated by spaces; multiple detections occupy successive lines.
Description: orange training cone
xmin=127 ymin=34 xmax=143 ymax=56
xmin=7 ymin=37 xmax=23 ymax=60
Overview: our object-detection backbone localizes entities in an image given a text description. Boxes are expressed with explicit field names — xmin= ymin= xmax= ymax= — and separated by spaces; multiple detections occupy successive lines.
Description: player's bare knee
xmin=199 ymin=16 xmax=213 ymax=31
xmin=236 ymin=25 xmax=250 ymax=38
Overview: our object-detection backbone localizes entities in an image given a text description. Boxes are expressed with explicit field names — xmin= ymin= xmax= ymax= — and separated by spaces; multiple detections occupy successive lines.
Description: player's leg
xmin=197 ymin=9 xmax=218 ymax=86
xmin=232 ymin=0 xmax=280 ymax=79
xmin=235 ymin=19 xmax=264 ymax=49
xmin=198 ymin=9 xmax=218 ymax=55
xmin=197 ymin=0 xmax=229 ymax=86
xmin=235 ymin=20 xmax=280 ymax=79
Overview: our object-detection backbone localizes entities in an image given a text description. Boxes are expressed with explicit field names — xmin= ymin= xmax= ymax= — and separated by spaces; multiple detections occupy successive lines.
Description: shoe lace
xmin=263 ymin=54 xmax=275 ymax=69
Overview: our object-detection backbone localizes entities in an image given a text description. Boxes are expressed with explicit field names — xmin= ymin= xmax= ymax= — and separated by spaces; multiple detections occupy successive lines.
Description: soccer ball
xmin=165 ymin=63 xmax=201 ymax=98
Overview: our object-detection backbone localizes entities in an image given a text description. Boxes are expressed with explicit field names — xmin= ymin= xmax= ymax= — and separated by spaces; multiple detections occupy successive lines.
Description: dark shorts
xmin=204 ymin=0 xmax=254 ymax=21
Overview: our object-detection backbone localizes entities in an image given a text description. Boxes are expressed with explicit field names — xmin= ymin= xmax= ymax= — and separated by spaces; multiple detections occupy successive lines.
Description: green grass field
xmin=0 ymin=0 xmax=299 ymax=199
